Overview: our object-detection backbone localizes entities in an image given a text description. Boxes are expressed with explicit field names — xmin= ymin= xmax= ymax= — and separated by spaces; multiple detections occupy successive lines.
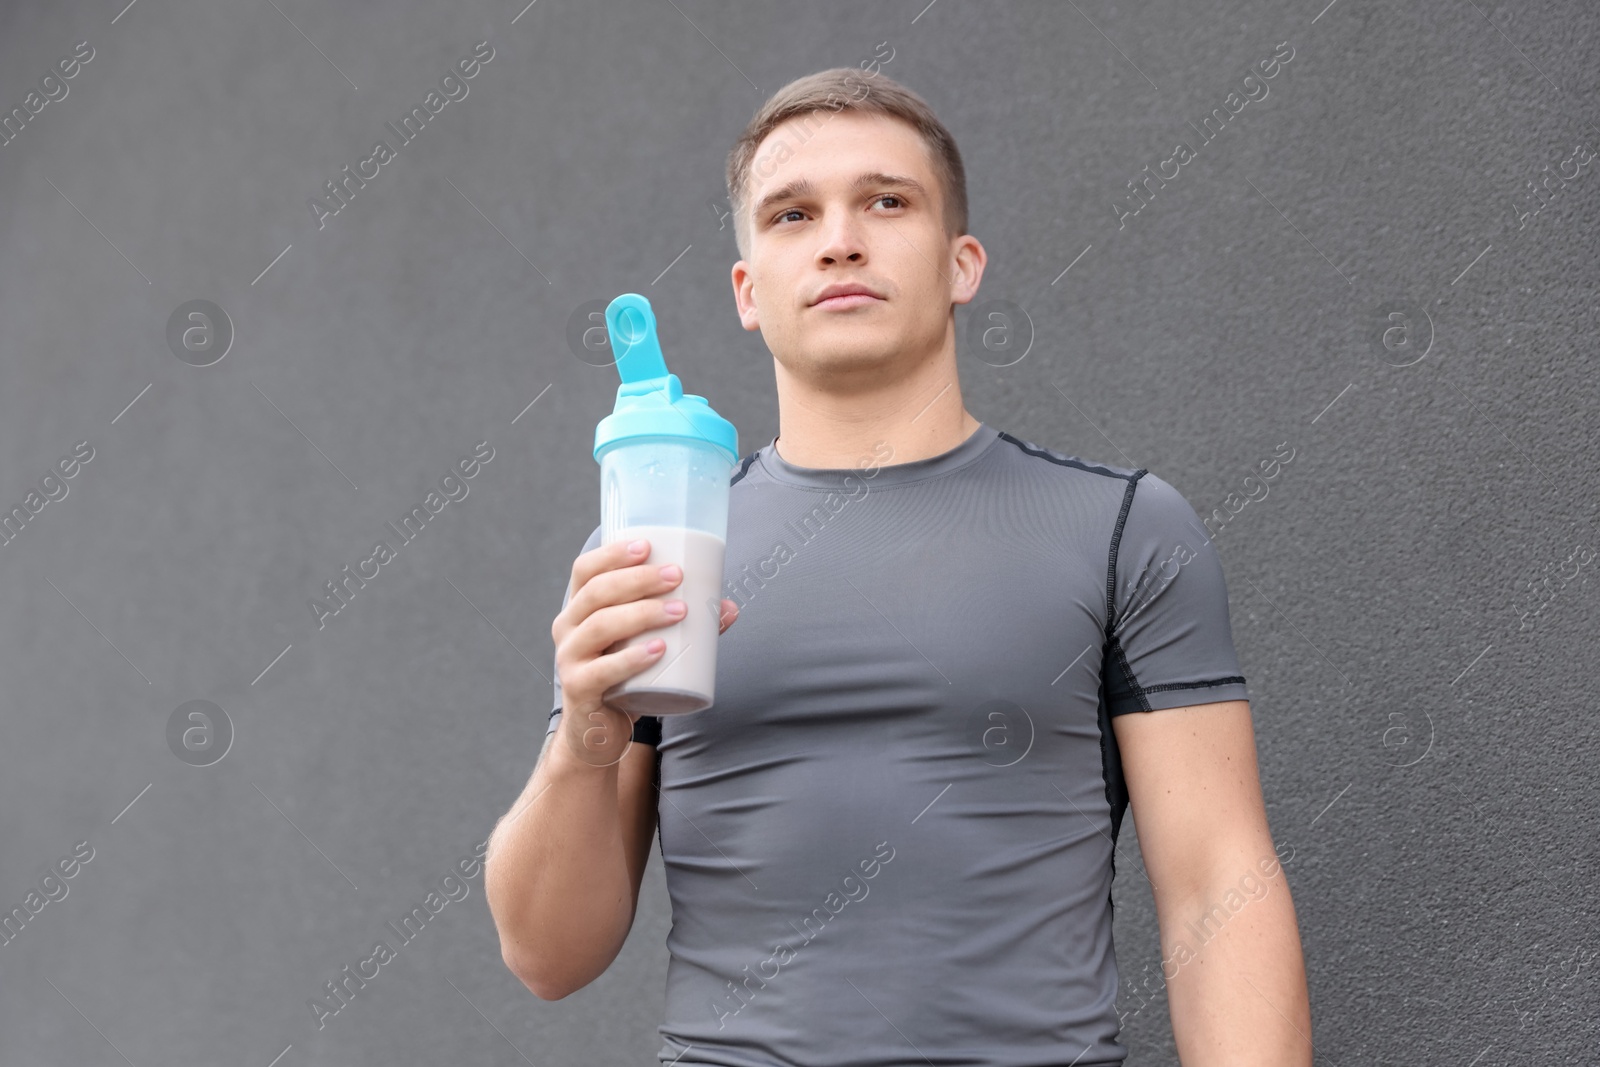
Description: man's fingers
xmin=718 ymin=598 xmax=739 ymax=634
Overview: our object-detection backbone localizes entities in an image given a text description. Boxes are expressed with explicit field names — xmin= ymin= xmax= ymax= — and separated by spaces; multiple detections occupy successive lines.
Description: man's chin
xmin=787 ymin=339 xmax=898 ymax=372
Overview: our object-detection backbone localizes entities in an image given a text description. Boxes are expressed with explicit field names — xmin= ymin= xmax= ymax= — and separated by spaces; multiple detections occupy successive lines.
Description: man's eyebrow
xmin=752 ymin=172 xmax=929 ymax=221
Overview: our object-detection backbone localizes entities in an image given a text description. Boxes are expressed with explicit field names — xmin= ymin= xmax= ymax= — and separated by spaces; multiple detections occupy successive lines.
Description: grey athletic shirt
xmin=548 ymin=422 xmax=1249 ymax=1067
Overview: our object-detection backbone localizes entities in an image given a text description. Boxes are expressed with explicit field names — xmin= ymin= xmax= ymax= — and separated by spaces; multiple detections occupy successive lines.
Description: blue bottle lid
xmin=593 ymin=293 xmax=738 ymax=466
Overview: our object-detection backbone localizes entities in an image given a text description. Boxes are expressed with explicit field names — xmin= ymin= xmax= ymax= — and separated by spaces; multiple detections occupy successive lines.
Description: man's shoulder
xmin=988 ymin=433 xmax=1213 ymax=548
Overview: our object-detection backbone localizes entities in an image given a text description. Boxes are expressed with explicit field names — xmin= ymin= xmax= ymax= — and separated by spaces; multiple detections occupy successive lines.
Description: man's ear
xmin=949 ymin=234 xmax=987 ymax=307
xmin=731 ymin=260 xmax=761 ymax=331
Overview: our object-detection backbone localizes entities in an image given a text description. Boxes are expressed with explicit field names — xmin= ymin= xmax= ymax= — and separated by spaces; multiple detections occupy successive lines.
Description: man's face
xmin=731 ymin=110 xmax=983 ymax=389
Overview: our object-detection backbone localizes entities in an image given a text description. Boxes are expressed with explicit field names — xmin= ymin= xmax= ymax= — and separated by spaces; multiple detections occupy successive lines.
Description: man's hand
xmin=551 ymin=536 xmax=739 ymax=766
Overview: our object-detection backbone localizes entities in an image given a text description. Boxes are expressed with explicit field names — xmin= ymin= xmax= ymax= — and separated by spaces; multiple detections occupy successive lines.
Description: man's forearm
xmin=484 ymin=729 xmax=635 ymax=999
xmin=1160 ymin=864 xmax=1312 ymax=1066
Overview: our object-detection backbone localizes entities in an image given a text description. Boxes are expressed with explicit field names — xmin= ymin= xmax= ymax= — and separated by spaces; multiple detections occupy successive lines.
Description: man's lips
xmin=811 ymin=293 xmax=884 ymax=310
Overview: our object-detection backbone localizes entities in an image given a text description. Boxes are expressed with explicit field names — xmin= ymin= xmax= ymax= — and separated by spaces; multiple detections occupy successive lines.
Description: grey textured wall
xmin=2 ymin=0 xmax=1595 ymax=1064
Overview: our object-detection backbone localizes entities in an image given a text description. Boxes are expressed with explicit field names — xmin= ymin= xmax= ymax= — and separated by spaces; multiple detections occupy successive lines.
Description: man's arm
xmin=1113 ymin=698 xmax=1312 ymax=1066
xmin=485 ymin=702 xmax=660 ymax=1000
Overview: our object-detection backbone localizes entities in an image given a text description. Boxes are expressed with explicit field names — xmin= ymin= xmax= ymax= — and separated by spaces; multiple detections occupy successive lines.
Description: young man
xmin=488 ymin=68 xmax=1311 ymax=1066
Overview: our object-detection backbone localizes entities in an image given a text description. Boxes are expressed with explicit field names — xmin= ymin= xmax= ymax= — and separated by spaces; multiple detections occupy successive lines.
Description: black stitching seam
xmin=729 ymin=450 xmax=760 ymax=487
xmin=996 ymin=431 xmax=1133 ymax=482
xmin=1135 ymin=676 xmax=1248 ymax=696
xmin=1098 ymin=467 xmax=1147 ymax=909
xmin=1105 ymin=471 xmax=1147 ymax=632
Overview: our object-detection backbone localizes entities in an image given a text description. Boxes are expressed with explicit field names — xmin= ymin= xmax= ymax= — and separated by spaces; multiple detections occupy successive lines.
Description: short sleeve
xmin=1104 ymin=471 xmax=1250 ymax=715
xmin=548 ymin=522 xmax=663 ymax=746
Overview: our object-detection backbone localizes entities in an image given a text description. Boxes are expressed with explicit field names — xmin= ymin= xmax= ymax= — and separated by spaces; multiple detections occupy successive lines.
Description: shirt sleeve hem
xmin=1108 ymin=676 xmax=1250 ymax=715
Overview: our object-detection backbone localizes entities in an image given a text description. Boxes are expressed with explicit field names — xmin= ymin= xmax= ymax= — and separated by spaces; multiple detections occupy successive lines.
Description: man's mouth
xmin=811 ymin=293 xmax=884 ymax=310
xmin=810 ymin=281 xmax=887 ymax=309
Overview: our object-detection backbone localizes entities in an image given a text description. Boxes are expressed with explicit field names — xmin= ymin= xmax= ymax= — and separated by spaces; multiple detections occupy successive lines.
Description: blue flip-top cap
xmin=593 ymin=293 xmax=738 ymax=466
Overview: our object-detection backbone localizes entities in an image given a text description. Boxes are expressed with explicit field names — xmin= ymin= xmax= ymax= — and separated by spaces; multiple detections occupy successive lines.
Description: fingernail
xmin=629 ymin=539 xmax=647 ymax=554
xmin=665 ymin=600 xmax=686 ymax=616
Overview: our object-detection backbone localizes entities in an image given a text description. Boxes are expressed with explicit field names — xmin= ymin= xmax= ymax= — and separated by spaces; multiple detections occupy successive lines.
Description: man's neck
xmin=771 ymin=393 xmax=981 ymax=471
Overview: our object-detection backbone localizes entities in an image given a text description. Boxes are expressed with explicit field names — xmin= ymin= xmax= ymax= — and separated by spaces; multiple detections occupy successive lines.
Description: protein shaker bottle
xmin=593 ymin=293 xmax=738 ymax=715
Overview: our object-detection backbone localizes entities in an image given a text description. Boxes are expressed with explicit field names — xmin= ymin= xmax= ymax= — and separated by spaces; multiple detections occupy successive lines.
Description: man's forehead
xmin=749 ymin=114 xmax=932 ymax=209
xmin=754 ymin=110 xmax=921 ymax=172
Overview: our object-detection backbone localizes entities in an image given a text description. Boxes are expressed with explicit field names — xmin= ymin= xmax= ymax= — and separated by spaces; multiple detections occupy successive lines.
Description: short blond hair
xmin=725 ymin=67 xmax=968 ymax=260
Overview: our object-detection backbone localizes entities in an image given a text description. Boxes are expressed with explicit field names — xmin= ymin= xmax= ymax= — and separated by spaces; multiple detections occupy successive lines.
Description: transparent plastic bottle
xmin=593 ymin=294 xmax=738 ymax=715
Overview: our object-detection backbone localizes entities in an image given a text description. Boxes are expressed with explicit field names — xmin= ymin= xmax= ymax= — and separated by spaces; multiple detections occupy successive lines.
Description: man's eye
xmin=773 ymin=196 xmax=903 ymax=225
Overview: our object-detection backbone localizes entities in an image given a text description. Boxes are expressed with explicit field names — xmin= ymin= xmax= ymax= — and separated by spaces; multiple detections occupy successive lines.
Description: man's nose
xmin=816 ymin=212 xmax=867 ymax=264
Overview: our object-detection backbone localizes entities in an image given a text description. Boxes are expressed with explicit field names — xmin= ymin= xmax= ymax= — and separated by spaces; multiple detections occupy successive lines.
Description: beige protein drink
xmin=602 ymin=525 xmax=726 ymax=715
